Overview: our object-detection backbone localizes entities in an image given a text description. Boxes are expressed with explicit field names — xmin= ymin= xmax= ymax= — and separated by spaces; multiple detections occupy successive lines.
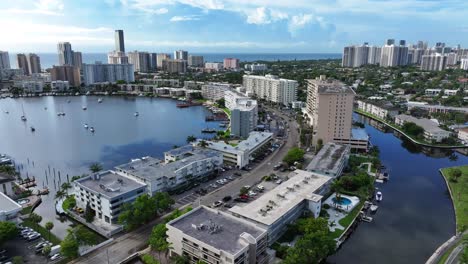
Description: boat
xmin=67 ymin=100 xmax=71 ymax=103
xmin=84 ymin=123 xmax=89 ymax=129
xmin=370 ymin=204 xmax=379 ymax=213
xmin=90 ymin=127 xmax=95 ymax=133
xmin=21 ymin=103 xmax=27 ymax=121
xmin=86 ymin=91 xmax=90 ymax=96
xmin=82 ymin=106 xmax=87 ymax=110
xmin=4 ymin=110 xmax=8 ymax=114
xmin=375 ymin=191 xmax=383 ymax=202
xmin=21 ymin=115 xmax=27 ymax=121
xmin=134 ymin=112 xmax=139 ymax=117
xmin=201 ymin=128 xmax=217 ymax=133
xmin=30 ymin=126 xmax=35 ymax=132
xmin=98 ymin=98 xmax=103 ymax=103
xmin=362 ymin=215 xmax=373 ymax=223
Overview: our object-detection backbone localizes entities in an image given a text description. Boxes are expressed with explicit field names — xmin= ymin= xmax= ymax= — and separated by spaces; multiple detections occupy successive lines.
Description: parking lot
xmin=1 ymin=236 xmax=59 ymax=264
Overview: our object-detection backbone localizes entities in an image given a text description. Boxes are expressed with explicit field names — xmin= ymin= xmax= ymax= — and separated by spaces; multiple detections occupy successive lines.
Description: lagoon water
xmin=0 ymin=96 xmax=219 ymax=238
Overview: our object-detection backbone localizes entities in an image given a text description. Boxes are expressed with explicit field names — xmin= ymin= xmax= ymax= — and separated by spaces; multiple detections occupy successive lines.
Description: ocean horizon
xmin=8 ymin=52 xmax=342 ymax=69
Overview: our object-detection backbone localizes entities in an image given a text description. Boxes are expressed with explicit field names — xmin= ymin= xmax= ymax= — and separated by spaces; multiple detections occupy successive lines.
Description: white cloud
xmin=170 ymin=15 xmax=200 ymax=22
xmin=245 ymin=7 xmax=288 ymax=25
xmin=0 ymin=0 xmax=65 ymax=16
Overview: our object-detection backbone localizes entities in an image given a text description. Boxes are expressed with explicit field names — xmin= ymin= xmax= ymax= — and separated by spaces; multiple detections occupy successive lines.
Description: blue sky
xmin=1 ymin=0 xmax=468 ymax=53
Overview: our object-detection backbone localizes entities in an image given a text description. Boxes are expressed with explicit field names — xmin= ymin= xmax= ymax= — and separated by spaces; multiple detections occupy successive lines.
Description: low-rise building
xmin=202 ymin=132 xmax=273 ymax=168
xmin=457 ymin=127 xmax=468 ymax=144
xmin=13 ymin=79 xmax=44 ymax=93
xmin=184 ymin=81 xmax=204 ymax=90
xmin=205 ymin=62 xmax=223 ymax=72
xmin=51 ymin=80 xmax=70 ymax=91
xmin=167 ymin=206 xmax=269 ymax=264
xmin=73 ymin=171 xmax=147 ymax=225
xmin=305 ymin=143 xmax=350 ymax=178
xmin=0 ymin=172 xmax=15 ymax=197
xmin=0 ymin=192 xmax=21 ymax=221
xmin=357 ymin=100 xmax=399 ymax=119
xmin=115 ymin=146 xmax=223 ymax=195
xmin=395 ymin=114 xmax=451 ymax=142
xmin=229 ymin=170 xmax=332 ymax=244
xmin=244 ymin=63 xmax=267 ymax=72
xmin=201 ymin=83 xmax=232 ymax=101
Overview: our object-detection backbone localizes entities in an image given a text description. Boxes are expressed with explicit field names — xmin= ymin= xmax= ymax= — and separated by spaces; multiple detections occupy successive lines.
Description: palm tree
xmin=89 ymin=163 xmax=103 ymax=173
xmin=186 ymin=135 xmax=197 ymax=144
xmin=198 ymin=140 xmax=209 ymax=148
xmin=61 ymin=182 xmax=72 ymax=192
xmin=55 ymin=189 xmax=66 ymax=200
xmin=45 ymin=221 xmax=54 ymax=241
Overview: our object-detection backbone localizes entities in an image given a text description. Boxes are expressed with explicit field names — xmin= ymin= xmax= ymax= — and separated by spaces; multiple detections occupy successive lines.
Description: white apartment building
xmin=202 ymin=132 xmax=273 ymax=168
xmin=201 ymin=83 xmax=232 ymax=101
xmin=107 ymin=51 xmax=129 ymax=64
xmin=51 ymin=80 xmax=70 ymax=91
xmin=457 ymin=128 xmax=468 ymax=144
xmin=461 ymin=58 xmax=468 ymax=70
xmin=82 ymin=63 xmax=135 ymax=86
xmin=167 ymin=206 xmax=269 ymax=264
xmin=357 ymin=100 xmax=399 ymax=119
xmin=244 ymin=64 xmax=267 ymax=72
xmin=128 ymin=51 xmax=150 ymax=72
xmin=13 ymin=79 xmax=44 ymax=93
xmin=73 ymin=171 xmax=147 ymax=225
xmin=188 ymin=55 xmax=204 ymax=67
xmin=205 ymin=62 xmax=223 ymax=72
xmin=229 ymin=170 xmax=332 ymax=244
xmin=115 ymin=146 xmax=223 ymax=195
xmin=243 ymin=75 xmax=297 ymax=106
xmin=421 ymin=53 xmax=447 ymax=71
xmin=395 ymin=114 xmax=451 ymax=142
xmin=230 ymin=98 xmax=258 ymax=138
xmin=157 ymin=54 xmax=171 ymax=69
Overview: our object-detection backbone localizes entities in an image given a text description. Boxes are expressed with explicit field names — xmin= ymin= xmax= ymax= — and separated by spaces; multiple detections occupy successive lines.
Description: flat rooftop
xmin=229 ymin=170 xmax=331 ymax=226
xmin=205 ymin=132 xmax=273 ymax=153
xmin=306 ymin=143 xmax=351 ymax=175
xmin=116 ymin=147 xmax=221 ymax=182
xmin=0 ymin=192 xmax=21 ymax=214
xmin=352 ymin=128 xmax=369 ymax=141
xmin=307 ymin=78 xmax=355 ymax=95
xmin=396 ymin=114 xmax=450 ymax=134
xmin=75 ymin=170 xmax=146 ymax=199
xmin=168 ymin=206 xmax=266 ymax=255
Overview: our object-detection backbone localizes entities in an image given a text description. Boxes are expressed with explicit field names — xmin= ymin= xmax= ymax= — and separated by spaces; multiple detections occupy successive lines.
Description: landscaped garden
xmin=441 ymin=165 xmax=468 ymax=232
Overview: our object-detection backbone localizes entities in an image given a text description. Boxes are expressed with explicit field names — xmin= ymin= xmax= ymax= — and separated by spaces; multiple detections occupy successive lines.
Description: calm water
xmin=8 ymin=53 xmax=342 ymax=69
xmin=0 ymin=96 xmax=219 ymax=238
xmin=329 ymin=115 xmax=468 ymax=264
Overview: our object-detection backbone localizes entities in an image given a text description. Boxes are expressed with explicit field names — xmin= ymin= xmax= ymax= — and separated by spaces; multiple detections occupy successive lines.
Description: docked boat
xmin=4 ymin=110 xmax=8 ymax=114
xmin=82 ymin=106 xmax=87 ymax=110
xmin=98 ymin=98 xmax=103 ymax=103
xmin=370 ymin=204 xmax=379 ymax=213
xmin=84 ymin=123 xmax=89 ymax=129
xmin=90 ymin=127 xmax=95 ymax=133
xmin=30 ymin=126 xmax=35 ymax=132
xmin=362 ymin=215 xmax=373 ymax=223
xmin=201 ymin=128 xmax=217 ymax=133
xmin=67 ymin=100 xmax=71 ymax=103
xmin=375 ymin=191 xmax=383 ymax=202
xmin=21 ymin=103 xmax=27 ymax=121
xmin=21 ymin=115 xmax=27 ymax=121
xmin=134 ymin=112 xmax=139 ymax=117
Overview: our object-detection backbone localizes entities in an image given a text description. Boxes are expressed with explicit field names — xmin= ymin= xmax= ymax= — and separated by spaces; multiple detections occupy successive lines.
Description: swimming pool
xmin=332 ymin=197 xmax=352 ymax=205
xmin=16 ymin=198 xmax=30 ymax=205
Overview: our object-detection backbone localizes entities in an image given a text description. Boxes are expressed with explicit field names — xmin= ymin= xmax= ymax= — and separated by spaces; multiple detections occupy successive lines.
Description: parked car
xmin=212 ymin=201 xmax=223 ymax=207
xmin=234 ymin=198 xmax=248 ymax=203
xmin=257 ymin=185 xmax=265 ymax=192
xmin=222 ymin=196 xmax=232 ymax=202
xmin=50 ymin=253 xmax=61 ymax=261
xmin=248 ymin=191 xmax=257 ymax=196
xmin=223 ymin=203 xmax=233 ymax=208
xmin=239 ymin=194 xmax=249 ymax=200
xmin=243 ymin=185 xmax=251 ymax=190
xmin=276 ymin=179 xmax=283 ymax=184
xmin=216 ymin=180 xmax=224 ymax=185
xmin=27 ymin=234 xmax=41 ymax=241
xmin=234 ymin=172 xmax=241 ymax=176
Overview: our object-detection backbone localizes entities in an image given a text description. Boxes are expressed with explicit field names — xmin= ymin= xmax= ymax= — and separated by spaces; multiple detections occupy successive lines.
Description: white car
xmin=248 ymin=191 xmax=257 ymax=196
xmin=244 ymin=185 xmax=251 ymax=190
xmin=50 ymin=253 xmax=61 ymax=261
xmin=276 ymin=180 xmax=283 ymax=184
xmin=257 ymin=185 xmax=265 ymax=191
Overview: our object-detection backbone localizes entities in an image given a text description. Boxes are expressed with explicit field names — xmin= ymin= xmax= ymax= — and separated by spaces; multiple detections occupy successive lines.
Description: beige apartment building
xmin=306 ymin=76 xmax=355 ymax=145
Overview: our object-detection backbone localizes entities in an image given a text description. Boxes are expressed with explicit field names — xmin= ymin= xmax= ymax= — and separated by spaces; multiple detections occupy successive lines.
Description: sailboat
xmin=21 ymin=103 xmax=27 ymax=121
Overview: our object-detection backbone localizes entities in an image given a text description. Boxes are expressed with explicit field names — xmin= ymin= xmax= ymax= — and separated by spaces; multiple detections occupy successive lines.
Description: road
xmin=72 ymin=106 xmax=299 ymax=264
xmin=446 ymin=243 xmax=464 ymax=264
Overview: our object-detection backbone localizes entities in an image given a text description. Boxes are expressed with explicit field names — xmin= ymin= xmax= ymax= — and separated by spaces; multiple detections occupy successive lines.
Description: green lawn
xmin=338 ymin=201 xmax=365 ymax=227
xmin=441 ymin=166 xmax=468 ymax=232
xmin=222 ymin=107 xmax=231 ymax=117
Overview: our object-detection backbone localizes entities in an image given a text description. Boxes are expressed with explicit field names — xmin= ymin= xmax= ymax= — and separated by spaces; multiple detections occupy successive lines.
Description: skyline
xmin=1 ymin=0 xmax=468 ymax=53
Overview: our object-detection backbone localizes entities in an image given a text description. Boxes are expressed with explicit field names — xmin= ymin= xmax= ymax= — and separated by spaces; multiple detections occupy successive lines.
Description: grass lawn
xmin=437 ymin=234 xmax=468 ymax=264
xmin=222 ymin=107 xmax=231 ymax=117
xmin=441 ymin=165 xmax=468 ymax=232
xmin=20 ymin=205 xmax=33 ymax=215
xmin=22 ymin=220 xmax=61 ymax=245
xmin=338 ymin=201 xmax=365 ymax=227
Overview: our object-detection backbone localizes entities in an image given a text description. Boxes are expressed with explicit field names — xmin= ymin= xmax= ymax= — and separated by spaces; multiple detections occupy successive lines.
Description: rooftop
xmin=307 ymin=78 xmax=355 ymax=95
xmin=359 ymin=99 xmax=399 ymax=111
xmin=352 ymin=128 xmax=369 ymax=141
xmin=168 ymin=206 xmax=266 ymax=255
xmin=0 ymin=172 xmax=15 ymax=184
xmin=396 ymin=114 xmax=450 ymax=134
xmin=0 ymin=192 xmax=22 ymax=214
xmin=229 ymin=170 xmax=331 ymax=226
xmin=205 ymin=132 xmax=273 ymax=153
xmin=75 ymin=170 xmax=146 ymax=199
xmin=306 ymin=143 xmax=351 ymax=175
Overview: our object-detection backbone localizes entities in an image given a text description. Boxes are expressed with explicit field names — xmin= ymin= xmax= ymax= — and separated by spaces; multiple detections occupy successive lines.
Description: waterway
xmin=0 ymin=96 xmax=220 ymax=239
xmin=329 ymin=115 xmax=468 ymax=264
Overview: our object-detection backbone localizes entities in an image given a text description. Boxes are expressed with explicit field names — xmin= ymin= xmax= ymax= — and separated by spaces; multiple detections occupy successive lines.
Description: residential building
xmin=0 ymin=172 xmax=15 ymax=197
xmin=51 ymin=65 xmax=81 ymax=87
xmin=461 ymin=58 xmax=468 ymax=70
xmin=73 ymin=52 xmax=83 ymax=68
xmin=342 ymin=43 xmax=369 ymax=67
xmin=188 ymin=55 xmax=204 ymax=67
xmin=145 ymin=78 xmax=180 ymax=87
xmin=115 ymin=146 xmax=223 ymax=195
xmin=157 ymin=54 xmax=171 ymax=69
xmin=16 ymin=54 xmax=30 ymax=75
xmin=27 ymin=53 xmax=41 ymax=74
xmin=425 ymin=89 xmax=442 ymax=96
xmin=13 ymin=79 xmax=44 ymax=93
xmin=201 ymin=83 xmax=232 ymax=101
xmin=162 ymin=59 xmax=187 ymax=73
xmin=108 ymin=51 xmax=129 ymax=64
xmin=174 ymin=50 xmax=188 ymax=61
xmin=184 ymin=81 xmax=204 ymax=90
xmin=57 ymin=42 xmax=73 ymax=65
xmin=73 ymin=170 xmax=147 ymax=225
xmin=202 ymin=132 xmax=273 ymax=168
xmin=128 ymin=51 xmax=150 ymax=72
xmin=230 ymin=97 xmax=258 ymax=138
xmin=368 ymin=46 xmax=382 ymax=64
xmin=305 ymin=76 xmax=355 ymax=145
xmin=167 ymin=206 xmax=269 ymax=264
xmin=224 ymin=90 xmax=250 ymax=109
xmin=229 ymin=169 xmax=332 ymax=244
xmin=357 ymin=100 xmax=399 ymax=119
xmin=457 ymin=128 xmax=468 ymax=144
xmin=244 ymin=63 xmax=267 ymax=72
xmin=446 ymin=52 xmax=458 ymax=66
xmin=115 ymin=30 xmax=125 ymax=53
xmin=421 ymin=53 xmax=447 ymax=71
xmin=305 ymin=143 xmax=350 ymax=178
xmin=243 ymin=75 xmax=297 ymax=106
xmin=205 ymin=62 xmax=223 ymax=72
xmin=0 ymin=51 xmax=10 ymax=69
xmin=51 ymin=80 xmax=70 ymax=91
xmin=82 ymin=62 xmax=134 ymax=86
xmin=0 ymin=192 xmax=21 ymax=221
xmin=395 ymin=114 xmax=451 ymax=142
xmin=223 ymin=58 xmax=240 ymax=69
xmin=149 ymin=53 xmax=158 ymax=72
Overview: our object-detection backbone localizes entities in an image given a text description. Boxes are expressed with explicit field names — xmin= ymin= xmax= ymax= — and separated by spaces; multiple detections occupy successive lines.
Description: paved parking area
xmin=2 ymin=236 xmax=54 ymax=264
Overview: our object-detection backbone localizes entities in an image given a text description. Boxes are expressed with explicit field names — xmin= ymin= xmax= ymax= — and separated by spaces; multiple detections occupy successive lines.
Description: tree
xmin=170 ymin=255 xmax=189 ymax=264
xmin=239 ymin=187 xmax=249 ymax=195
xmin=216 ymin=98 xmax=226 ymax=108
xmin=141 ymin=254 xmax=160 ymax=264
xmin=11 ymin=256 xmax=24 ymax=264
xmin=283 ymin=147 xmax=305 ymax=165
xmin=186 ymin=135 xmax=197 ymax=144
xmin=28 ymin=213 xmax=42 ymax=228
xmin=450 ymin=168 xmax=463 ymax=182
xmin=45 ymin=221 xmax=54 ymax=241
xmin=84 ymin=203 xmax=95 ymax=222
xmin=0 ymin=221 xmax=18 ymax=245
xmin=74 ymin=225 xmax=98 ymax=245
xmin=61 ymin=182 xmax=72 ymax=192
xmin=460 ymin=246 xmax=468 ymax=264
xmin=198 ymin=140 xmax=209 ymax=148
xmin=42 ymin=245 xmax=51 ymax=257
xmin=60 ymin=230 xmax=79 ymax=259
xmin=55 ymin=189 xmax=66 ymax=200
xmin=89 ymin=163 xmax=103 ymax=173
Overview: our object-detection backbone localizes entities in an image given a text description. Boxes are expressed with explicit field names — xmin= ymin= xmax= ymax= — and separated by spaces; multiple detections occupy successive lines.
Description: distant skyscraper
xmin=162 ymin=59 xmax=187 ymax=73
xmin=380 ymin=40 xmax=408 ymax=67
xmin=108 ymin=51 xmax=129 ymax=64
xmin=57 ymin=42 xmax=74 ymax=65
xmin=149 ymin=53 xmax=157 ymax=72
xmin=73 ymin=52 xmax=83 ymax=68
xmin=224 ymin=58 xmax=240 ymax=69
xmin=399 ymin=40 xmax=406 ymax=46
xmin=27 ymin=53 xmax=41 ymax=74
xmin=157 ymin=54 xmax=171 ymax=69
xmin=386 ymin=39 xmax=395 ymax=45
xmin=128 ymin=51 xmax=150 ymax=72
xmin=82 ymin=62 xmax=134 ymax=86
xmin=421 ymin=53 xmax=447 ymax=71
xmin=115 ymin=30 xmax=125 ymax=53
xmin=461 ymin=58 xmax=468 ymax=70
xmin=0 ymin=51 xmax=10 ymax=69
xmin=51 ymin=65 xmax=81 ymax=87
xmin=368 ymin=46 xmax=381 ymax=64
xmin=16 ymin=54 xmax=30 ymax=75
xmin=174 ymin=50 xmax=188 ymax=60
xmin=188 ymin=55 xmax=204 ymax=67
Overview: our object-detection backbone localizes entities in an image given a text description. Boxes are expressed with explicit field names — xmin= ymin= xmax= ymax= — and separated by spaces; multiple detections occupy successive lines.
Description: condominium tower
xmin=16 ymin=54 xmax=30 ymax=75
xmin=243 ymin=74 xmax=297 ymax=106
xmin=173 ymin=50 xmax=188 ymax=61
xmin=115 ymin=30 xmax=125 ymax=53
xmin=57 ymin=42 xmax=74 ymax=65
xmin=0 ymin=51 xmax=10 ymax=69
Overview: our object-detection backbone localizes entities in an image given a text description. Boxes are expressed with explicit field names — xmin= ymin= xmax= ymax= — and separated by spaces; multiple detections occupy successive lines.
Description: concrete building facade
xmin=0 ymin=51 xmax=10 ymax=69
xmin=243 ymin=75 xmax=297 ymax=106
xmin=51 ymin=65 xmax=81 ymax=87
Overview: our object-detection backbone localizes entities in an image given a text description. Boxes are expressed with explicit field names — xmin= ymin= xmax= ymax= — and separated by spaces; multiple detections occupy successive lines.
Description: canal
xmin=0 ymin=96 xmax=219 ymax=239
xmin=329 ymin=115 xmax=468 ymax=264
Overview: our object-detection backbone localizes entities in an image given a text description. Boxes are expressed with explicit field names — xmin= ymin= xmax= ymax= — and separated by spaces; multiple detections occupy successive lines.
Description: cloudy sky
xmin=1 ymin=0 xmax=468 ymax=53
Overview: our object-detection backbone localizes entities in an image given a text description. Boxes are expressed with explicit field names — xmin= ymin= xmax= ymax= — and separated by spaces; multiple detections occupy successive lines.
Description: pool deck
xmin=324 ymin=193 xmax=360 ymax=213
